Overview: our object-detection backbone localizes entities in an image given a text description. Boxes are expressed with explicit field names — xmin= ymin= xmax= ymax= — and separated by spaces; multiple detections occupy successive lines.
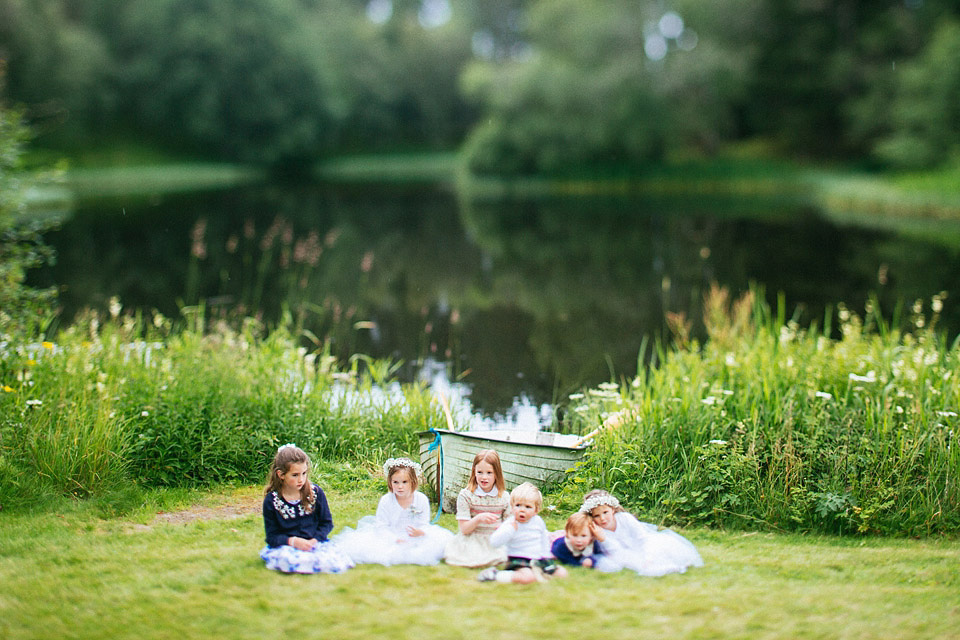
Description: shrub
xmin=565 ymin=286 xmax=960 ymax=536
xmin=0 ymin=308 xmax=444 ymax=508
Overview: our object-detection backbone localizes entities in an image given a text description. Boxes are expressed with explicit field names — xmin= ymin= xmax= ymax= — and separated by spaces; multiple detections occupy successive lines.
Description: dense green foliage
xmin=3 ymin=0 xmax=960 ymax=170
xmin=0 ymin=91 xmax=57 ymax=339
xmin=0 ymin=311 xmax=440 ymax=507
xmin=3 ymin=287 xmax=959 ymax=537
xmin=564 ymin=287 xmax=960 ymax=536
xmin=0 ymin=0 xmax=477 ymax=163
xmin=461 ymin=0 xmax=757 ymax=175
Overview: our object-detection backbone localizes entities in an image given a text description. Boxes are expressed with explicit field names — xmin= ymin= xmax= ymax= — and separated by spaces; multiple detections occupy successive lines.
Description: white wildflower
xmin=709 ymin=439 xmax=727 ymax=445
xmin=815 ymin=391 xmax=833 ymax=400
xmin=702 ymin=396 xmax=718 ymax=406
xmin=848 ymin=371 xmax=877 ymax=383
xmin=26 ymin=399 xmax=42 ymax=406
xmin=936 ymin=411 xmax=958 ymax=418
xmin=141 ymin=410 xmax=149 ymax=417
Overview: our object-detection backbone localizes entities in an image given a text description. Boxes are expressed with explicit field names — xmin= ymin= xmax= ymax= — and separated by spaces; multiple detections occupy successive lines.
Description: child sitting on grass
xmin=550 ymin=511 xmax=605 ymax=569
xmin=444 ymin=449 xmax=512 ymax=568
xmin=259 ymin=444 xmax=354 ymax=574
xmin=331 ymin=457 xmax=453 ymax=565
xmin=478 ymin=482 xmax=568 ymax=584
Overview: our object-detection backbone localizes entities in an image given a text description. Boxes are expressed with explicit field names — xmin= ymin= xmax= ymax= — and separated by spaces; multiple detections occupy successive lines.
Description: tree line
xmin=2 ymin=0 xmax=959 ymax=173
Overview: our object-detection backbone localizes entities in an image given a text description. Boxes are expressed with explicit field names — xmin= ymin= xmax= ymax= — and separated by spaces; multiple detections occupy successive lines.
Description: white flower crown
xmin=277 ymin=443 xmax=298 ymax=453
xmin=383 ymin=457 xmax=422 ymax=477
xmin=579 ymin=493 xmax=621 ymax=513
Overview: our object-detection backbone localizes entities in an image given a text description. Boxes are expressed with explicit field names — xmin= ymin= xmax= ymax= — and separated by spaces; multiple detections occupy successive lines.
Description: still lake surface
xmin=33 ymin=180 xmax=960 ymax=427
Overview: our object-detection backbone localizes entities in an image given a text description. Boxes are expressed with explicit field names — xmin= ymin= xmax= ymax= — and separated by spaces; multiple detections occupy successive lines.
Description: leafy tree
xmin=874 ymin=19 xmax=960 ymax=168
xmin=746 ymin=0 xmax=960 ymax=162
xmin=460 ymin=0 xmax=761 ymax=176
xmin=0 ymin=78 xmax=57 ymax=340
xmin=86 ymin=0 xmax=338 ymax=164
xmin=318 ymin=1 xmax=477 ymax=152
xmin=0 ymin=0 xmax=112 ymax=145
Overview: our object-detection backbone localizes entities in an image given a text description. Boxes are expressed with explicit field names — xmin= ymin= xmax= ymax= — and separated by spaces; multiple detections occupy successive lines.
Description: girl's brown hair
xmin=386 ymin=464 xmax=419 ymax=491
xmin=264 ymin=444 xmax=316 ymax=513
xmin=465 ymin=449 xmax=506 ymax=495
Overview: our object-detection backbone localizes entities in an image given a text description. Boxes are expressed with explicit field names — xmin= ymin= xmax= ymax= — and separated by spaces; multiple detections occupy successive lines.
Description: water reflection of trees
xmin=33 ymin=185 xmax=960 ymax=414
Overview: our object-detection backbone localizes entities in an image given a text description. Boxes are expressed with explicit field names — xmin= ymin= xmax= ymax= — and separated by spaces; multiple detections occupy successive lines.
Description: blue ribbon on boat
xmin=426 ymin=428 xmax=444 ymax=524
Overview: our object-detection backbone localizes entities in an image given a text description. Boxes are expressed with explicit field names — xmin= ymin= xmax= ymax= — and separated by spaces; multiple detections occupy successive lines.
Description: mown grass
xmin=1 ymin=484 xmax=957 ymax=640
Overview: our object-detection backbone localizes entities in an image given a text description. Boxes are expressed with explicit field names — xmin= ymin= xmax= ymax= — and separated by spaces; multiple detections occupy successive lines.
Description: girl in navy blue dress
xmin=259 ymin=444 xmax=354 ymax=574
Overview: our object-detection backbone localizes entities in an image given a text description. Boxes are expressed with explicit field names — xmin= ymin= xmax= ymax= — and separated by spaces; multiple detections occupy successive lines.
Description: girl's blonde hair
xmin=465 ymin=449 xmax=506 ymax=495
xmin=386 ymin=463 xmax=419 ymax=491
xmin=582 ymin=489 xmax=626 ymax=513
xmin=264 ymin=444 xmax=315 ymax=513
xmin=509 ymin=482 xmax=542 ymax=511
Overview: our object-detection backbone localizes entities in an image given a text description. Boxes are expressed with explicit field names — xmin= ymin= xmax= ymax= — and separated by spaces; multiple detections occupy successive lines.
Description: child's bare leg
xmin=511 ymin=567 xmax=538 ymax=584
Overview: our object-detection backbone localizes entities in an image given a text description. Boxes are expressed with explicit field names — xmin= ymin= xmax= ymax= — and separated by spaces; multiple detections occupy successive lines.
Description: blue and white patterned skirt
xmin=259 ymin=541 xmax=355 ymax=574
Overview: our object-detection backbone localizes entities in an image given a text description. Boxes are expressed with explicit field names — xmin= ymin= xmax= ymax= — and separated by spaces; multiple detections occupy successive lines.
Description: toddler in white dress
xmin=332 ymin=457 xmax=452 ymax=566
xmin=581 ymin=489 xmax=703 ymax=577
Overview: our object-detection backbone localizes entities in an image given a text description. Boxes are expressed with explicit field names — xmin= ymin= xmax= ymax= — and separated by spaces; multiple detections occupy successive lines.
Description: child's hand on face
xmin=588 ymin=521 xmax=605 ymax=542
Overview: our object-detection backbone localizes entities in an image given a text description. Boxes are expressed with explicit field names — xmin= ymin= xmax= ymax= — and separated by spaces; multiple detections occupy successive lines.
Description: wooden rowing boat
xmin=418 ymin=428 xmax=588 ymax=513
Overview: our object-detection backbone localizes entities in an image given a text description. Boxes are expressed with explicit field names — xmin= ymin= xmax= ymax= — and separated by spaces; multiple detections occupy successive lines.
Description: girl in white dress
xmin=443 ymin=449 xmax=512 ymax=568
xmin=332 ymin=457 xmax=453 ymax=566
xmin=581 ymin=489 xmax=703 ymax=577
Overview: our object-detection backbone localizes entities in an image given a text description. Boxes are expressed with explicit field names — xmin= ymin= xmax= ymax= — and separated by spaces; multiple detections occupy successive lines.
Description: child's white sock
xmin=495 ymin=570 xmax=515 ymax=583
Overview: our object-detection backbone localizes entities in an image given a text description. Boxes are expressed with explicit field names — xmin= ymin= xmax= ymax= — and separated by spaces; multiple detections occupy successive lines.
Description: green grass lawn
xmin=2 ymin=485 xmax=958 ymax=640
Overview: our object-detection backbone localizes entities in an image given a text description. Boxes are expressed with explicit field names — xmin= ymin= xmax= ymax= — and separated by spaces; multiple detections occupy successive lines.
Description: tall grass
xmin=563 ymin=286 xmax=960 ymax=536
xmin=0 ymin=309 xmax=443 ymax=509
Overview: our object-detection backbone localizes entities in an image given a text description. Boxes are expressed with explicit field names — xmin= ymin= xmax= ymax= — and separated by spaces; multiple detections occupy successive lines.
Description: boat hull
xmin=418 ymin=428 xmax=587 ymax=513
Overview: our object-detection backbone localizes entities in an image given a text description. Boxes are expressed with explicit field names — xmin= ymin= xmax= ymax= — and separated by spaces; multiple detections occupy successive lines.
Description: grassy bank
xmin=3 ymin=286 xmax=958 ymax=536
xmin=1 ymin=484 xmax=957 ymax=640
xmin=0 ymin=310 xmax=442 ymax=508
xmin=24 ymin=151 xmax=960 ymax=230
xmin=563 ymin=287 xmax=960 ymax=536
xmin=458 ymin=156 xmax=960 ymax=226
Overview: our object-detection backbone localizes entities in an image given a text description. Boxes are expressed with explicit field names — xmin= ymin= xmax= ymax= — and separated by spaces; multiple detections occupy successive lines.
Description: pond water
xmin=31 ymin=180 xmax=960 ymax=427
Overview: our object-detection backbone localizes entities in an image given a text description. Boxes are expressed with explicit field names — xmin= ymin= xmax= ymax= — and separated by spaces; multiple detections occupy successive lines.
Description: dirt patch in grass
xmin=154 ymin=501 xmax=261 ymax=525
xmin=132 ymin=486 xmax=263 ymax=530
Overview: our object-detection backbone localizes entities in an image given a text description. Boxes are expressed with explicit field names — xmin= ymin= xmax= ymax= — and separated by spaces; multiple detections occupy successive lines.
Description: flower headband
xmin=277 ymin=443 xmax=298 ymax=453
xmin=383 ymin=457 xmax=422 ymax=477
xmin=579 ymin=493 xmax=620 ymax=513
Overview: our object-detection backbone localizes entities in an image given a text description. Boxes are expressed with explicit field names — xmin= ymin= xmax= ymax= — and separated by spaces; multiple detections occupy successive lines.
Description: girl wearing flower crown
xmin=331 ymin=457 xmax=453 ymax=566
xmin=580 ymin=489 xmax=703 ymax=577
xmin=443 ymin=449 xmax=512 ymax=568
xmin=260 ymin=444 xmax=355 ymax=574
